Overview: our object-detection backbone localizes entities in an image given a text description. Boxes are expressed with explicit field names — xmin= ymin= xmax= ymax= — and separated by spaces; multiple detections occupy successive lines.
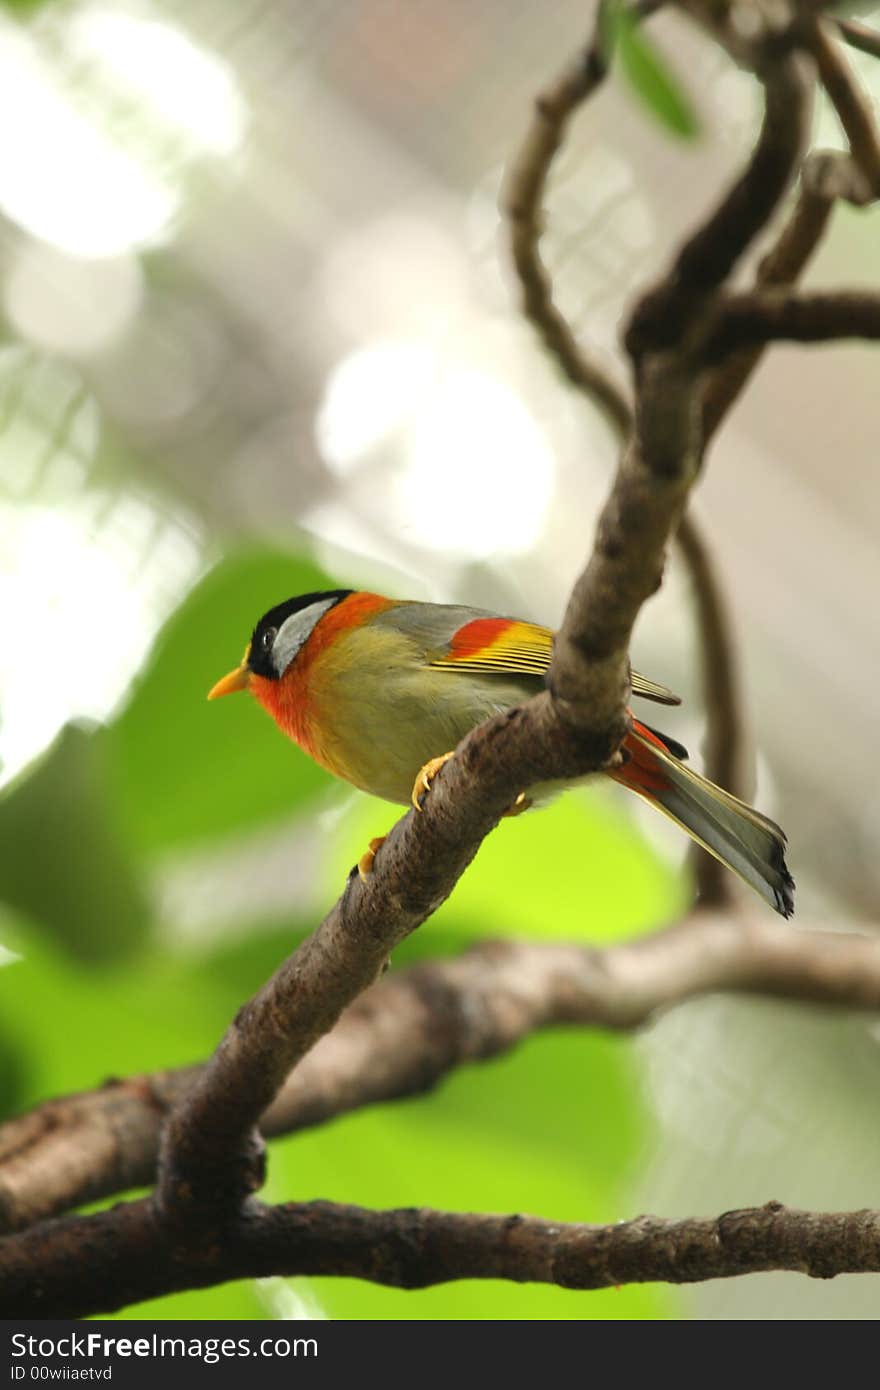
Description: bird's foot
xmin=503 ymin=792 xmax=531 ymax=817
xmin=412 ymin=752 xmax=455 ymax=810
xmin=357 ymin=835 xmax=387 ymax=880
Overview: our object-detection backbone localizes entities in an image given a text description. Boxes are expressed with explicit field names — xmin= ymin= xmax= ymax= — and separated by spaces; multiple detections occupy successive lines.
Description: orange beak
xmin=207 ymin=663 xmax=251 ymax=700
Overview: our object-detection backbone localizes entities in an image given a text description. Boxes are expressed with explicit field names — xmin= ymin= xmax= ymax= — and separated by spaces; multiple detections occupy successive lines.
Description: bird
xmin=208 ymin=588 xmax=794 ymax=917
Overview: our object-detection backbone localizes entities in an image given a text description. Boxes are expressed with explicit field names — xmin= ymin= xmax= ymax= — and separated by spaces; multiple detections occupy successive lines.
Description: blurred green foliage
xmin=1 ymin=544 xmax=686 ymax=1320
xmin=104 ymin=549 xmax=339 ymax=853
xmin=0 ymin=725 xmax=151 ymax=962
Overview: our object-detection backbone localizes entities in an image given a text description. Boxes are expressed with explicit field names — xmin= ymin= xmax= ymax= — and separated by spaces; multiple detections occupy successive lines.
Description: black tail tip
xmin=774 ymin=867 xmax=796 ymax=919
xmin=766 ymin=832 xmax=796 ymax=918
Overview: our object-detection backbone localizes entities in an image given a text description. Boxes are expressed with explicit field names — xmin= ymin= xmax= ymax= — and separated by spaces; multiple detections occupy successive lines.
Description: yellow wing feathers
xmin=629 ymin=672 xmax=681 ymax=707
xmin=428 ymin=615 xmax=680 ymax=705
xmin=428 ymin=618 xmax=553 ymax=676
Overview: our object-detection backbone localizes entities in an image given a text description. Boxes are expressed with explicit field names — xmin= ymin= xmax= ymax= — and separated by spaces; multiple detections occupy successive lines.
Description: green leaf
xmin=103 ymin=547 xmax=340 ymax=854
xmin=0 ymin=913 xmax=276 ymax=1318
xmin=0 ymin=918 xmax=231 ymax=1093
xmin=608 ymin=3 xmax=700 ymax=140
xmin=0 ymin=725 xmax=151 ymax=962
xmin=0 ymin=935 xmax=33 ymax=1118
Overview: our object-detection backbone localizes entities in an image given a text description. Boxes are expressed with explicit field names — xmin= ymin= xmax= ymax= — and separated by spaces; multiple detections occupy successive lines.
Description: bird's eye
xmin=261 ymin=626 xmax=277 ymax=652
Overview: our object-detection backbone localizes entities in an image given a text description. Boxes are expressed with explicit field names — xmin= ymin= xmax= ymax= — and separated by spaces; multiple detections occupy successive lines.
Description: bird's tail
xmin=608 ymin=719 xmax=795 ymax=918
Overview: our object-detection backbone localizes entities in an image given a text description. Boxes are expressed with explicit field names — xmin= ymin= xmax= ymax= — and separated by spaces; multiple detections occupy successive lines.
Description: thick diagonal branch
xmin=156 ymin=688 xmax=630 ymax=1225
xmin=156 ymin=14 xmax=813 ymax=1232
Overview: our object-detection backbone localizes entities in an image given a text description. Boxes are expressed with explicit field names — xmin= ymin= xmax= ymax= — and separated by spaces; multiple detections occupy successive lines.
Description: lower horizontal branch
xmin=6 ymin=911 xmax=880 ymax=1233
xmin=4 ymin=1194 xmax=880 ymax=1318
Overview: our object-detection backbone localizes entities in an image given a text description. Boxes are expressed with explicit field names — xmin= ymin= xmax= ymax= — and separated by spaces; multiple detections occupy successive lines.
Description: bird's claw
xmin=503 ymin=791 xmax=531 ymax=818
xmin=357 ymin=836 xmax=387 ymax=880
xmin=411 ymin=752 xmax=455 ymax=811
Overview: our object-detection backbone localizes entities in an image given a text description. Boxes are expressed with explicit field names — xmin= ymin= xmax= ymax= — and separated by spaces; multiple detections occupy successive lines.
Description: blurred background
xmin=1 ymin=0 xmax=879 ymax=1320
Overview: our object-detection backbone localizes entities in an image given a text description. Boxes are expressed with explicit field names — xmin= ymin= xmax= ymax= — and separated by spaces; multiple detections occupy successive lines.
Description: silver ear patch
xmin=271 ymin=597 xmax=337 ymax=675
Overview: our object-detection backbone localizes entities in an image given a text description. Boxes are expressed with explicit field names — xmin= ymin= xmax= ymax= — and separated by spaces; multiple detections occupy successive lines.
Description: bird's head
xmin=208 ymin=589 xmax=353 ymax=699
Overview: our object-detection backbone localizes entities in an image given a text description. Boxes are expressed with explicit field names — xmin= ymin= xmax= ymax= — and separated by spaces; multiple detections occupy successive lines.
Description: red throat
xmin=249 ymin=670 xmax=312 ymax=750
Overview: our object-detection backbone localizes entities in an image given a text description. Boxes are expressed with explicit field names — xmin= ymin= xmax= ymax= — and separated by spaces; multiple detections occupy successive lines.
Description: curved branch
xmin=4 ymin=1194 xmax=880 ymax=1318
xmin=702 ymin=22 xmax=880 ymax=442
xmin=625 ymin=48 xmax=812 ymax=360
xmin=503 ymin=1 xmax=632 ymax=437
xmin=8 ymin=911 xmax=880 ymax=1233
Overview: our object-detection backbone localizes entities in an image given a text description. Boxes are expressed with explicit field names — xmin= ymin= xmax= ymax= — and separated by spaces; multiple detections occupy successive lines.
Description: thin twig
xmin=700 ymin=156 xmax=834 ymax=443
xmin=835 ymin=16 xmax=880 ymax=65
xmin=702 ymin=21 xmax=880 ymax=442
xmin=503 ymin=1 xmax=632 ymax=436
xmin=812 ymin=16 xmax=880 ymax=195
xmin=625 ymin=50 xmax=812 ymax=359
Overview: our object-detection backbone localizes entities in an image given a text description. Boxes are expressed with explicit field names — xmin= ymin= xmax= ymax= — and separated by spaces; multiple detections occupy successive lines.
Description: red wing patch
xmin=448 ymin=617 xmax=513 ymax=658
